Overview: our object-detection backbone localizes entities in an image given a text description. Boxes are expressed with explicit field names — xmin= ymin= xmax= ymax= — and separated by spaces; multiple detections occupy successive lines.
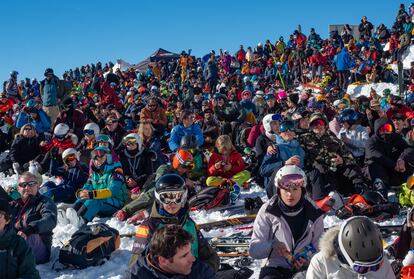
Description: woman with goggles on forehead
xmin=307 ymin=216 xmax=395 ymax=278
xmin=250 ymin=165 xmax=324 ymax=279
xmin=129 ymin=174 xmax=219 ymax=278
xmin=76 ymin=122 xmax=100 ymax=164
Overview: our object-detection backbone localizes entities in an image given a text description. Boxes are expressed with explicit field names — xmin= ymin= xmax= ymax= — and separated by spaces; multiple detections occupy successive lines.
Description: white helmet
xmin=274 ymin=165 xmax=307 ymax=190
xmin=243 ymin=76 xmax=250 ymax=83
xmin=257 ymin=42 xmax=263 ymax=47
xmin=54 ymin=123 xmax=70 ymax=137
xmin=262 ymin=113 xmax=283 ymax=132
xmin=255 ymin=90 xmax=264 ymax=96
xmin=62 ymin=148 xmax=80 ymax=161
xmin=84 ymin=122 xmax=100 ymax=136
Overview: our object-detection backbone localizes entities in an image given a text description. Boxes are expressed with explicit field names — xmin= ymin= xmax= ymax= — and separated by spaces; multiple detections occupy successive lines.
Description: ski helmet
xmin=274 ymin=165 xmax=307 ymax=190
xmin=96 ymin=134 xmax=114 ymax=148
xmin=338 ymin=108 xmax=359 ymax=126
xmin=180 ymin=135 xmax=197 ymax=150
xmin=10 ymin=70 xmax=18 ymax=77
xmin=255 ymin=90 xmax=264 ymax=96
xmin=155 ymin=174 xmax=187 ymax=206
xmin=83 ymin=123 xmax=100 ymax=136
xmin=362 ymin=190 xmax=387 ymax=205
xmin=309 ymin=112 xmax=328 ymax=126
xmin=123 ymin=133 xmax=143 ymax=150
xmin=407 ymin=174 xmax=414 ymax=190
xmin=172 ymin=149 xmax=194 ymax=170
xmin=44 ymin=68 xmax=54 ymax=76
xmin=62 ymin=148 xmax=80 ymax=162
xmin=338 ymin=216 xmax=383 ymax=273
xmin=54 ymin=123 xmax=69 ymax=138
xmin=262 ymin=113 xmax=283 ymax=132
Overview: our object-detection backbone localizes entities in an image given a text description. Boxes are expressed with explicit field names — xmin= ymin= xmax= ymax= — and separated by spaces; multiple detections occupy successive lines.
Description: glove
xmin=127 ymin=210 xmax=149 ymax=224
xmin=115 ymin=210 xmax=128 ymax=221
xmin=12 ymin=163 xmax=21 ymax=175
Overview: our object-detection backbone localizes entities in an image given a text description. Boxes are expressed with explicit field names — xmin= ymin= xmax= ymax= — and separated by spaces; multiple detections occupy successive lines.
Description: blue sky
xmin=0 ymin=0 xmax=402 ymax=82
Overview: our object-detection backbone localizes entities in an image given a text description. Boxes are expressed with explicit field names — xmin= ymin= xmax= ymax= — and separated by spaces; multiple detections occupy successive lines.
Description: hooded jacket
xmin=306 ymin=227 xmax=395 ymax=278
xmin=365 ymin=118 xmax=411 ymax=169
xmin=0 ymin=225 xmax=40 ymax=279
xmin=208 ymin=149 xmax=246 ymax=179
xmin=168 ymin=124 xmax=204 ymax=152
xmin=249 ymin=195 xmax=324 ymax=269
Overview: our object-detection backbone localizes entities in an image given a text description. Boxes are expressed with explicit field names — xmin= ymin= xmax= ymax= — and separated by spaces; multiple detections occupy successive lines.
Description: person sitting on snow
xmin=250 ymin=165 xmax=324 ymax=279
xmin=115 ymin=148 xmax=198 ymax=222
xmin=168 ymin=110 xmax=204 ymax=152
xmin=0 ymin=124 xmax=41 ymax=175
xmin=129 ymin=174 xmax=219 ymax=276
xmin=260 ymin=120 xmax=305 ymax=198
xmin=206 ymin=135 xmax=250 ymax=188
xmin=39 ymin=148 xmax=88 ymax=204
xmin=39 ymin=123 xmax=77 ymax=175
xmin=76 ymin=122 xmax=100 ymax=164
xmin=57 ymin=146 xmax=127 ymax=227
xmin=9 ymin=172 xmax=57 ymax=264
xmin=0 ymin=199 xmax=40 ymax=278
xmin=307 ymin=216 xmax=395 ymax=278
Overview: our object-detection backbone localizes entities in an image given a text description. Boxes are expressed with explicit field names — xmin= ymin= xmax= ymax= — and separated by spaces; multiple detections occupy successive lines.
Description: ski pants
xmin=74 ymin=198 xmax=123 ymax=221
xmin=206 ymin=170 xmax=251 ymax=187
xmin=367 ymin=161 xmax=413 ymax=188
xmin=27 ymin=234 xmax=50 ymax=264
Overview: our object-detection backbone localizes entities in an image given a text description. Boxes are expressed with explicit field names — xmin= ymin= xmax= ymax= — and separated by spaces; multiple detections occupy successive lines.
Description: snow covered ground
xmin=0 ymin=175 xmax=406 ymax=279
xmin=346 ymin=82 xmax=399 ymax=98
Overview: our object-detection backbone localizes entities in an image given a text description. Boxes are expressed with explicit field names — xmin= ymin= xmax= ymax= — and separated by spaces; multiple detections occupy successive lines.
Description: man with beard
xmin=365 ymin=118 xmax=414 ymax=197
xmin=199 ymin=108 xmax=219 ymax=147
xmin=140 ymin=97 xmax=167 ymax=136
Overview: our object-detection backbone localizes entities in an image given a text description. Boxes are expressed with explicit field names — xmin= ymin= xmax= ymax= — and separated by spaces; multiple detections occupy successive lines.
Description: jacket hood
xmin=319 ymin=226 xmax=340 ymax=258
xmin=373 ymin=117 xmax=393 ymax=136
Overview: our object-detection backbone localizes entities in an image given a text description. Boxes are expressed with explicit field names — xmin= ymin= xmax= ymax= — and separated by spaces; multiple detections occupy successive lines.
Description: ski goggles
xmin=55 ymin=134 xmax=67 ymax=140
xmin=346 ymin=254 xmax=384 ymax=274
xmin=123 ymin=137 xmax=138 ymax=146
xmin=279 ymin=121 xmax=296 ymax=132
xmin=18 ymin=181 xmax=38 ymax=188
xmin=83 ymin=129 xmax=95 ymax=135
xmin=271 ymin=114 xmax=283 ymax=122
xmin=96 ymin=134 xmax=111 ymax=143
xmin=156 ymin=190 xmax=187 ymax=205
xmin=64 ymin=155 xmax=77 ymax=164
xmin=378 ymin=123 xmax=393 ymax=134
xmin=180 ymin=161 xmax=195 ymax=170
xmin=278 ymin=174 xmax=305 ymax=190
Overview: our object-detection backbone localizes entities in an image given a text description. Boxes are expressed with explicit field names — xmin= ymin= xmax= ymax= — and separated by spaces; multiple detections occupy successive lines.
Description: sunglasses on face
xmin=18 ymin=181 xmax=38 ymax=188
xmin=23 ymin=127 xmax=33 ymax=131
xmin=148 ymin=104 xmax=157 ymax=108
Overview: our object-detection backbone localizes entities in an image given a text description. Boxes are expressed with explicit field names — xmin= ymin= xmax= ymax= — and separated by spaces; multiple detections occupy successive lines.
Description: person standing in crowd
xmin=40 ymin=68 xmax=62 ymax=126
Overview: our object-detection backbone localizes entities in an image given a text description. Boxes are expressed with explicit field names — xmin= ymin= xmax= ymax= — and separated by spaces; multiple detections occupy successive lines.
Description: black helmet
xmin=362 ymin=190 xmax=387 ymax=205
xmin=338 ymin=216 xmax=383 ymax=267
xmin=180 ymin=135 xmax=197 ymax=150
xmin=155 ymin=174 xmax=187 ymax=206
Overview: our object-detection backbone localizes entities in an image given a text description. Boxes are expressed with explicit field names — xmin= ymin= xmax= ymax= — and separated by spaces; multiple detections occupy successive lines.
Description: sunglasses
xmin=157 ymin=190 xmax=187 ymax=205
xmin=278 ymin=174 xmax=305 ymax=190
xmin=279 ymin=121 xmax=296 ymax=132
xmin=83 ymin=129 xmax=95 ymax=135
xmin=378 ymin=123 xmax=393 ymax=134
xmin=18 ymin=181 xmax=38 ymax=188
xmin=64 ymin=155 xmax=77 ymax=164
xmin=310 ymin=119 xmax=326 ymax=127
xmin=23 ymin=127 xmax=33 ymax=131
xmin=148 ymin=104 xmax=157 ymax=107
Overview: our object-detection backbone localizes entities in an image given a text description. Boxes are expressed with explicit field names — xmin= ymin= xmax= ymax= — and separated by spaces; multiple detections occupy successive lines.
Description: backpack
xmin=59 ymin=223 xmax=120 ymax=269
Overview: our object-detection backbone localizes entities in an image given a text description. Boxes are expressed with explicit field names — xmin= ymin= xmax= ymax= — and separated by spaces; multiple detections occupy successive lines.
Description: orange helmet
xmin=407 ymin=174 xmax=414 ymax=190
xmin=172 ymin=149 xmax=194 ymax=170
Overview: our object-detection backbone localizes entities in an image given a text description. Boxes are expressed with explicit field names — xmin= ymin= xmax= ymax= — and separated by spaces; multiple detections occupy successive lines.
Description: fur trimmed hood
xmin=319 ymin=226 xmax=340 ymax=258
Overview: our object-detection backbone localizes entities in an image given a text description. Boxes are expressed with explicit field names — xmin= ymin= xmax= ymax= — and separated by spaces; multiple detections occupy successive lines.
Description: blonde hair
xmin=215 ymin=135 xmax=232 ymax=151
xmin=138 ymin=122 xmax=154 ymax=141
xmin=19 ymin=124 xmax=38 ymax=137
xmin=18 ymin=171 xmax=42 ymax=185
